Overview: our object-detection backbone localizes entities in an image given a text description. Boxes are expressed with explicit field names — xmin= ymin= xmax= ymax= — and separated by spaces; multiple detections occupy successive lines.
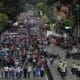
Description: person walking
xmin=23 ymin=66 xmax=27 ymax=78
xmin=0 ymin=67 xmax=4 ymax=79
xmin=8 ymin=66 xmax=14 ymax=79
xmin=15 ymin=66 xmax=21 ymax=79
xmin=49 ymin=56 xmax=54 ymax=65
xmin=4 ymin=66 xmax=9 ymax=79
xmin=27 ymin=65 xmax=32 ymax=79
xmin=40 ymin=65 xmax=45 ymax=77
xmin=33 ymin=66 xmax=36 ymax=77
xmin=36 ymin=66 xmax=41 ymax=77
xmin=19 ymin=66 xmax=23 ymax=78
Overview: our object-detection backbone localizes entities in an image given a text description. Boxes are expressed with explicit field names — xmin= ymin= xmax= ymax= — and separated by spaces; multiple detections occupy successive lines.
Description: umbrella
xmin=0 ymin=51 xmax=6 ymax=58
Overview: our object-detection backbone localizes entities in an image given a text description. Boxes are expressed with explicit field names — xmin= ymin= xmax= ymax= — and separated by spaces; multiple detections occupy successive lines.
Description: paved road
xmin=47 ymin=44 xmax=80 ymax=80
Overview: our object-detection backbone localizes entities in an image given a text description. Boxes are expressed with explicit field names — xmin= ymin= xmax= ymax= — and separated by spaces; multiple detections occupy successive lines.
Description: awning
xmin=46 ymin=31 xmax=63 ymax=37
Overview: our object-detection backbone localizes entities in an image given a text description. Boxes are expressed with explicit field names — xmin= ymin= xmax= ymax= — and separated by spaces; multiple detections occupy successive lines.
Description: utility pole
xmin=76 ymin=4 xmax=80 ymax=46
xmin=73 ymin=0 xmax=80 ymax=46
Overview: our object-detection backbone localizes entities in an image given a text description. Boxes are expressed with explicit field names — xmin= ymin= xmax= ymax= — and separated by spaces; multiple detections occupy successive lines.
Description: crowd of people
xmin=1 ymin=9 xmax=79 ymax=80
xmin=0 ymin=10 xmax=49 ymax=79
xmin=0 ymin=53 xmax=45 ymax=79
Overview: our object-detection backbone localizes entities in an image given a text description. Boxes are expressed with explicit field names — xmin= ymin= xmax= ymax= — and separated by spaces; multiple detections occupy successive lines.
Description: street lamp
xmin=76 ymin=4 xmax=80 ymax=46
xmin=73 ymin=0 xmax=80 ymax=46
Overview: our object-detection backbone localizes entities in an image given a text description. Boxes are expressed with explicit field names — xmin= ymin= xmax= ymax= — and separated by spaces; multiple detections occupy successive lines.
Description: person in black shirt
xmin=23 ymin=66 xmax=27 ymax=78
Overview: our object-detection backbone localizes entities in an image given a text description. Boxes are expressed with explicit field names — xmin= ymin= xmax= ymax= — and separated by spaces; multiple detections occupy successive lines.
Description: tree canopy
xmin=0 ymin=13 xmax=9 ymax=33
xmin=0 ymin=0 xmax=25 ymax=33
xmin=0 ymin=0 xmax=24 ymax=20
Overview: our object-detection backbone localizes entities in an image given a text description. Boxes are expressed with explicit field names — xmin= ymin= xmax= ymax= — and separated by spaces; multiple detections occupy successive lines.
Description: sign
xmin=65 ymin=26 xmax=71 ymax=29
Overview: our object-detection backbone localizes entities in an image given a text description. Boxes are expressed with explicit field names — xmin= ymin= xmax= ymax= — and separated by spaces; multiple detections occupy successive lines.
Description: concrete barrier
xmin=44 ymin=62 xmax=54 ymax=80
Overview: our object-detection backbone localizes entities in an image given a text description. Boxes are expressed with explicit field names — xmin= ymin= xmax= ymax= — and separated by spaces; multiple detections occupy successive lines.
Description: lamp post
xmin=76 ymin=4 xmax=80 ymax=46
xmin=73 ymin=0 xmax=80 ymax=46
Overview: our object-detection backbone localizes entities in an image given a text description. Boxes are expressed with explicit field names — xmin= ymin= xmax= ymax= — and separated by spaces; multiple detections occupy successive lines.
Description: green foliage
xmin=0 ymin=0 xmax=25 ymax=33
xmin=57 ymin=16 xmax=74 ymax=33
xmin=35 ymin=2 xmax=48 ymax=12
xmin=0 ymin=0 xmax=24 ymax=21
xmin=0 ymin=13 xmax=9 ymax=32
xmin=45 ymin=0 xmax=54 ymax=6
xmin=0 ymin=2 xmax=5 ymax=12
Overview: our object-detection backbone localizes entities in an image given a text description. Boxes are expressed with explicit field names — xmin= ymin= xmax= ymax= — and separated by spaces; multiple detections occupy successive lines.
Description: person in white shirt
xmin=33 ymin=58 xmax=36 ymax=67
xmin=41 ymin=65 xmax=45 ymax=77
xmin=15 ymin=60 xmax=19 ymax=66
xmin=27 ymin=66 xmax=32 ymax=79
xmin=15 ymin=66 xmax=21 ymax=79
xmin=14 ymin=67 xmax=17 ymax=79
xmin=4 ymin=66 xmax=9 ymax=79
xmin=27 ymin=54 xmax=30 ymax=60
xmin=8 ymin=67 xmax=14 ymax=79
xmin=19 ymin=66 xmax=23 ymax=78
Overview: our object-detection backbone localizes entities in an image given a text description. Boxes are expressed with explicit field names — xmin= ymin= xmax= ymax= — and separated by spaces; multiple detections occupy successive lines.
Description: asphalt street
xmin=47 ymin=44 xmax=80 ymax=80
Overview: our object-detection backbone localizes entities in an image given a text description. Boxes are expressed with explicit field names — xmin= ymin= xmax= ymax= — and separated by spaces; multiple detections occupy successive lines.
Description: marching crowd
xmin=0 ymin=10 xmax=80 ymax=80
xmin=0 ymin=51 xmax=45 ymax=79
xmin=0 ymin=11 xmax=49 ymax=79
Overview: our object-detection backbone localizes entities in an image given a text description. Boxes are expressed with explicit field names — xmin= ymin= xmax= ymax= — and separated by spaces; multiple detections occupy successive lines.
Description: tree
xmin=0 ymin=2 xmax=5 ymax=12
xmin=45 ymin=0 xmax=58 ymax=6
xmin=57 ymin=16 xmax=74 ymax=33
xmin=0 ymin=0 xmax=25 ymax=21
xmin=0 ymin=13 xmax=9 ymax=33
xmin=35 ymin=2 xmax=48 ymax=12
